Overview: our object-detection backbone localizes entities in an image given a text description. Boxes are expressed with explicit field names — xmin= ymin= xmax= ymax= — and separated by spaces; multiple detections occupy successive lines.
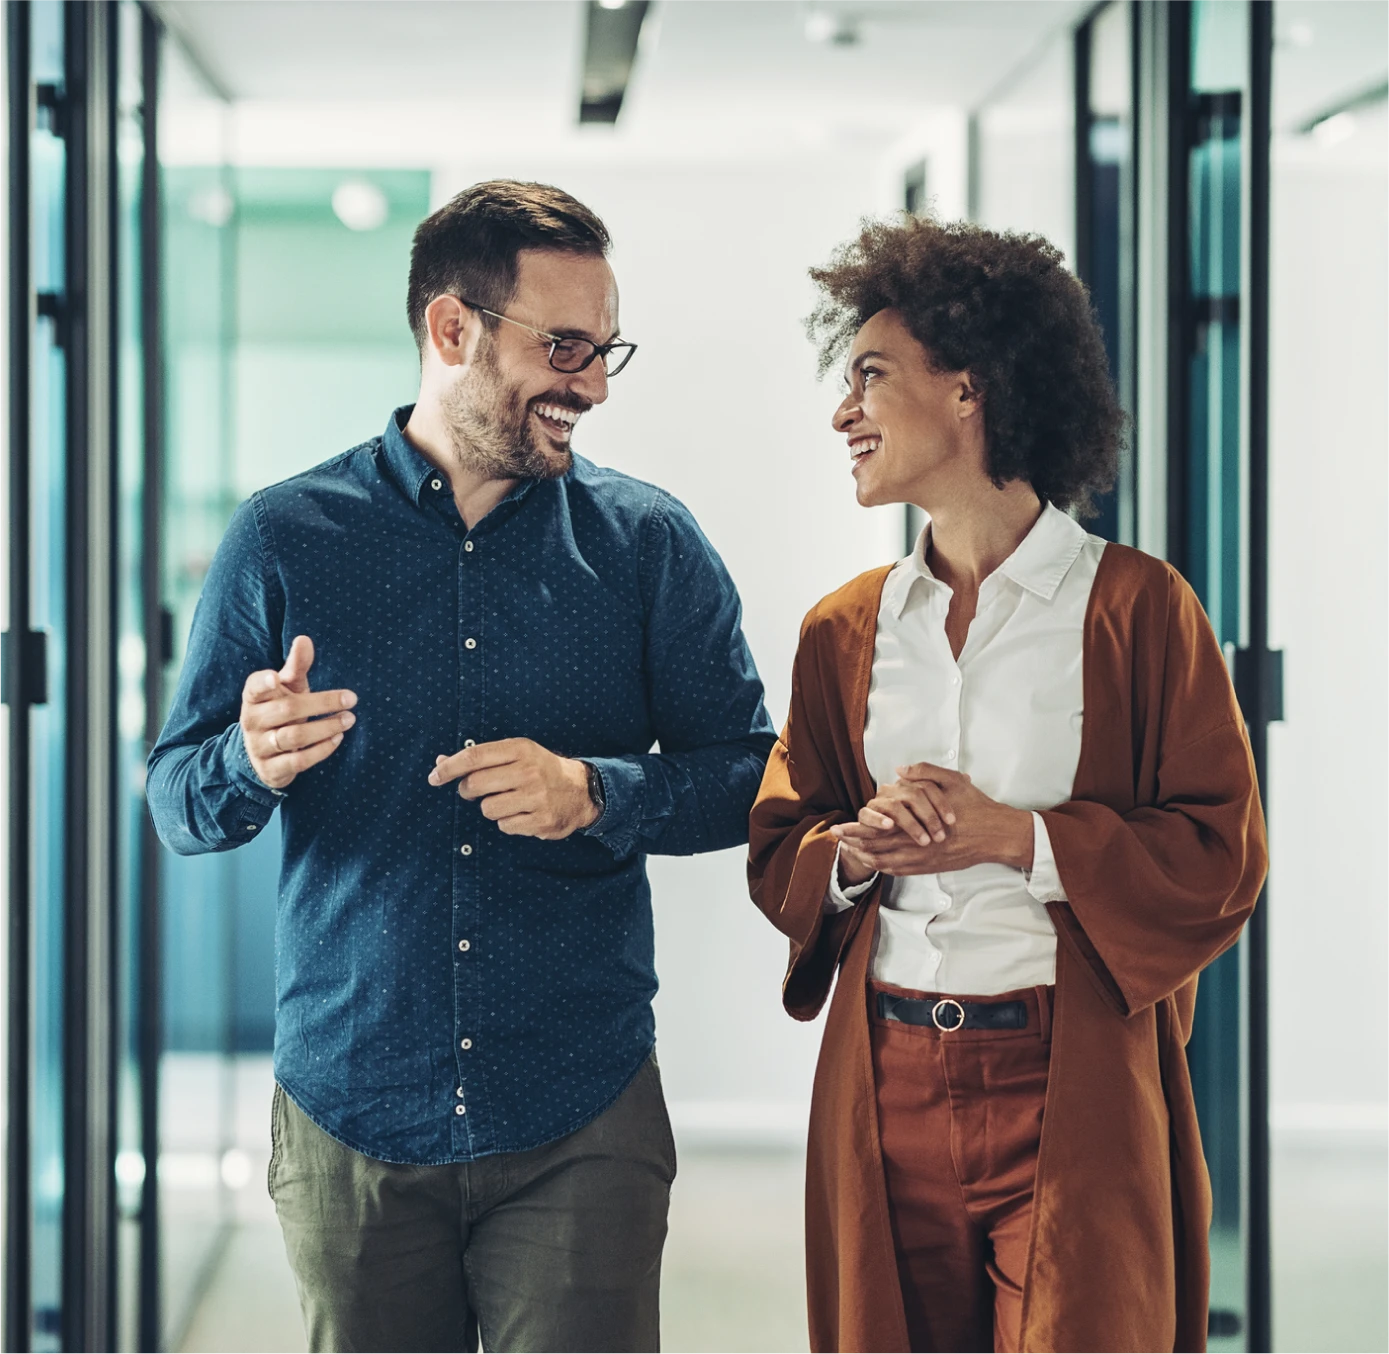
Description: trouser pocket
xmin=267 ymin=1083 xmax=284 ymax=1202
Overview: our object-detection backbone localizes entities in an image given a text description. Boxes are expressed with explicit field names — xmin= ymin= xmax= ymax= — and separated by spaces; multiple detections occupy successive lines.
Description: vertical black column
xmin=1245 ymin=5 xmax=1274 ymax=1348
xmin=1074 ymin=15 xmax=1094 ymax=288
xmin=137 ymin=12 xmax=165 ymax=1348
xmin=61 ymin=2 xmax=118 ymax=1349
xmin=3 ymin=4 xmax=34 ymax=1343
xmin=1163 ymin=0 xmax=1191 ymax=580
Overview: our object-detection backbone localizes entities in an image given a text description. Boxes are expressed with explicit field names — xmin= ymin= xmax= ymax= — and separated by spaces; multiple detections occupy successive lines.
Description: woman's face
xmin=831 ymin=308 xmax=982 ymax=511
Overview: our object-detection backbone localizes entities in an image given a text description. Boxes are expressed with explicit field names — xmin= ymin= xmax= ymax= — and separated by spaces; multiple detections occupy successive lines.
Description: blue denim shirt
xmin=147 ymin=406 xmax=775 ymax=1164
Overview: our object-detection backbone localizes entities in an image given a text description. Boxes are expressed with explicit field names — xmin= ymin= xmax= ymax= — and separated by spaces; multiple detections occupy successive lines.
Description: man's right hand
xmin=239 ymin=635 xmax=357 ymax=790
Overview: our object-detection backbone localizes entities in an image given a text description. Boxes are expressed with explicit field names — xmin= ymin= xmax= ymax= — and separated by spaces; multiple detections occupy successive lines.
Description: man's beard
xmin=441 ymin=341 xmax=573 ymax=482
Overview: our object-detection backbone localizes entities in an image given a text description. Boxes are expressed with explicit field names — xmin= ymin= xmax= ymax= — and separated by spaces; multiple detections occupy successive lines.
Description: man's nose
xmin=569 ymin=360 xmax=609 ymax=406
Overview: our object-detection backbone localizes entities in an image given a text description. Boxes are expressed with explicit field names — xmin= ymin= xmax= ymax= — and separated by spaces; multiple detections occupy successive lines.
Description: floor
xmin=178 ymin=1063 xmax=1387 ymax=1354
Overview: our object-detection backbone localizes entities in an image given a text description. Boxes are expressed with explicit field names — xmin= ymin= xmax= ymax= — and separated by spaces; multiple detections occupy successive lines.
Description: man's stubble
xmin=441 ymin=338 xmax=571 ymax=482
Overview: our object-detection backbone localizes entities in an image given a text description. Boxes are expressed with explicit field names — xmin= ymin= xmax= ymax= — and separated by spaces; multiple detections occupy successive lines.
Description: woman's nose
xmin=832 ymin=398 xmax=858 ymax=433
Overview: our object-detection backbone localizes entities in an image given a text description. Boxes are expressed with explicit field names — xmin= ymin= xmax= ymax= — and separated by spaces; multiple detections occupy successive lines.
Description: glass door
xmin=1169 ymin=2 xmax=1274 ymax=1349
xmin=29 ymin=3 xmax=71 ymax=1346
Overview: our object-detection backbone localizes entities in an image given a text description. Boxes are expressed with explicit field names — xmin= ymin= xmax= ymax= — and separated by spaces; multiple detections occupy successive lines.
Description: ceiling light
xmin=1311 ymin=111 xmax=1357 ymax=147
xmin=804 ymin=11 xmax=860 ymax=46
xmin=187 ymin=184 xmax=233 ymax=228
xmin=332 ymin=179 xmax=389 ymax=231
xmin=579 ymin=0 xmax=651 ymax=124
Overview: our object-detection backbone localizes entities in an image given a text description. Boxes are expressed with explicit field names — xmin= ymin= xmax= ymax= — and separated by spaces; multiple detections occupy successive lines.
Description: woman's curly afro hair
xmin=808 ymin=215 xmax=1124 ymax=519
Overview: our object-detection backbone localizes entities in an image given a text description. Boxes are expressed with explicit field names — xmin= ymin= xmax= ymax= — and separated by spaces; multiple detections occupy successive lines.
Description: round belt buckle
xmin=931 ymin=998 xmax=965 ymax=1032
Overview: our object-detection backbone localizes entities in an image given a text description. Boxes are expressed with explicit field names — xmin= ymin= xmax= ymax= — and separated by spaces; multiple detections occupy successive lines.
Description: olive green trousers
xmin=269 ymin=1056 xmax=676 ymax=1353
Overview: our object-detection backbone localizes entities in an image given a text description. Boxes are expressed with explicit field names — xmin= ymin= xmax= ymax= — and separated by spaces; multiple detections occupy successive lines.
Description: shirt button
xmin=430 ymin=478 xmax=442 ymax=491
xmin=946 ymin=748 xmax=957 ymax=760
xmin=460 ymin=1039 xmax=472 ymax=1051
xmin=460 ymin=844 xmax=472 ymax=856
xmin=458 ymin=939 xmax=471 ymax=952
xmin=950 ymin=674 xmax=960 ymax=686
xmin=454 ymin=1104 xmax=466 ymax=1116
xmin=465 ymin=638 xmax=477 ymax=650
xmin=456 ymin=1085 xmax=465 ymax=1096
xmin=464 ymin=541 xmax=474 ymax=552
xmin=463 ymin=739 xmax=476 ymax=749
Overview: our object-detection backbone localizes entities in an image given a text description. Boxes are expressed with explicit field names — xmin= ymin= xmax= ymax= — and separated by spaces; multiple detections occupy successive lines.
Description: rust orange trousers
xmin=870 ymin=981 xmax=1053 ymax=1354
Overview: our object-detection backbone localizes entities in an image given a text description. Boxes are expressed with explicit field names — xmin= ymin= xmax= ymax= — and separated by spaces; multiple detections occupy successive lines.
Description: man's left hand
xmin=429 ymin=738 xmax=598 ymax=839
xmin=831 ymin=762 xmax=1035 ymax=875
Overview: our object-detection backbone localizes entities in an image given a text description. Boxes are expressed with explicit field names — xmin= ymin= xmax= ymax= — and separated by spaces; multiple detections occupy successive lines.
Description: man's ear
xmin=424 ymin=295 xmax=484 ymax=370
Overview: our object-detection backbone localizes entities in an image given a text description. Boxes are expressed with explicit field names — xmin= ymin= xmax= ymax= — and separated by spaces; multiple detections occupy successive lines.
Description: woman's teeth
xmin=850 ymin=438 xmax=881 ymax=460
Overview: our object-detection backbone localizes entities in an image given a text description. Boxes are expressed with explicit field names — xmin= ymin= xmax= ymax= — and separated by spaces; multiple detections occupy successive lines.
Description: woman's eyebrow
xmin=844 ymin=349 xmax=889 ymax=383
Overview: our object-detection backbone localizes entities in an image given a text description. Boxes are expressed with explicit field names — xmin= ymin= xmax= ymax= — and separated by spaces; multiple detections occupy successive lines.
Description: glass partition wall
xmin=156 ymin=32 xmax=238 ymax=1353
xmin=973 ymin=3 xmax=1277 ymax=1348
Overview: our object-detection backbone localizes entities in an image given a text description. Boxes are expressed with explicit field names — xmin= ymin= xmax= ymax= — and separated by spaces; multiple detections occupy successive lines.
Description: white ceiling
xmin=1272 ymin=0 xmax=1387 ymax=130
xmin=156 ymin=0 xmax=1090 ymax=139
xmin=155 ymin=0 xmax=1387 ymax=167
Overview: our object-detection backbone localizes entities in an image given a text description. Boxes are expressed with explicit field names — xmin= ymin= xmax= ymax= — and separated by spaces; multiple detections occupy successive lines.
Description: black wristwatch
xmin=581 ymin=761 xmax=606 ymax=822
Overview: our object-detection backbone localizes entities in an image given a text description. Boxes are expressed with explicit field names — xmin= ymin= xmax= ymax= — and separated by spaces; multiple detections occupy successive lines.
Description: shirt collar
xmin=380 ymin=403 xmax=539 ymax=523
xmin=886 ymin=501 xmax=1088 ymax=619
xmin=381 ymin=404 xmax=440 ymax=506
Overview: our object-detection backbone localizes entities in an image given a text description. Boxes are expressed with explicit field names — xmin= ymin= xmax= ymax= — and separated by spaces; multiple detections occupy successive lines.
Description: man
xmin=148 ymin=180 xmax=775 ymax=1354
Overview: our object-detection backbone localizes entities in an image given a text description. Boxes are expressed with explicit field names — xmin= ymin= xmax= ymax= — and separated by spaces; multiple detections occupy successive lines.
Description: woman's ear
xmin=957 ymin=373 xmax=985 ymax=419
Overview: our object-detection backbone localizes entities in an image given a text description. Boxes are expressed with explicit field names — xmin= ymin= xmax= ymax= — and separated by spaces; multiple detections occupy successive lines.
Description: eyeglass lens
xmin=549 ymin=339 xmax=635 ymax=377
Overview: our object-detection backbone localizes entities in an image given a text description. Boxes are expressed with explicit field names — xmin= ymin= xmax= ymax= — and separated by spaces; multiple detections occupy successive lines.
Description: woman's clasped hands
xmin=830 ymin=763 xmax=1037 ymax=885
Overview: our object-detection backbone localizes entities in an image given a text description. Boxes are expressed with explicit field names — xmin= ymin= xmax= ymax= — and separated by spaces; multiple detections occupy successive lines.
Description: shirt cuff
xmin=824 ymin=842 xmax=877 ymax=914
xmin=1023 ymin=811 xmax=1068 ymax=903
xmin=223 ymin=722 xmax=286 ymax=809
xmin=577 ymin=755 xmax=647 ymax=859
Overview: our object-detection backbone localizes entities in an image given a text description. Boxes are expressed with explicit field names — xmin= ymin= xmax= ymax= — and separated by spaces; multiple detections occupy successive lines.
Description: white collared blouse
xmin=828 ymin=503 xmax=1107 ymax=996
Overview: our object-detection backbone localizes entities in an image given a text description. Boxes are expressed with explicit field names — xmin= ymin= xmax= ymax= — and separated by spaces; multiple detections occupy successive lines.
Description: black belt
xmin=876 ymin=992 xmax=1029 ymax=1032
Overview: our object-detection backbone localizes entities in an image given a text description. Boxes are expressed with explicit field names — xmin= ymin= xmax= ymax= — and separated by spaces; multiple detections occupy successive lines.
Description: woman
xmin=748 ymin=216 xmax=1266 ymax=1354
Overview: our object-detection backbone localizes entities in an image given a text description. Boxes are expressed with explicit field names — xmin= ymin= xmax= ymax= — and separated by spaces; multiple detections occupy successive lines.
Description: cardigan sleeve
xmin=1040 ymin=570 xmax=1268 ymax=1017
xmin=748 ymin=610 xmax=877 ymax=1020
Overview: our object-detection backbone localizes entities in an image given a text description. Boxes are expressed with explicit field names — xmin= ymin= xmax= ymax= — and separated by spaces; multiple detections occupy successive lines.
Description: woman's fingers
xmin=865 ymin=796 xmax=932 ymax=846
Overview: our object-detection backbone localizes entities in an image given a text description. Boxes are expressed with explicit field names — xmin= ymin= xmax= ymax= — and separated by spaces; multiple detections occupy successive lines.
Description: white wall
xmin=430 ymin=153 xmax=917 ymax=1136
xmin=1267 ymin=110 xmax=1388 ymax=1131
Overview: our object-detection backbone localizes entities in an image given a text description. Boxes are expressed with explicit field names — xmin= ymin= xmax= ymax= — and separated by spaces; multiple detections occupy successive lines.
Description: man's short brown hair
xmin=808 ymin=215 xmax=1123 ymax=519
xmin=407 ymin=180 xmax=611 ymax=353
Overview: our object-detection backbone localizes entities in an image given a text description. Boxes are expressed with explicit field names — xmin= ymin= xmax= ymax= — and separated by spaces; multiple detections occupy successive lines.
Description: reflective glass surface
xmin=27 ymin=3 xmax=68 ymax=1346
xmin=114 ymin=3 xmax=149 ymax=1348
xmin=157 ymin=37 xmax=237 ymax=1348
xmin=1184 ymin=2 xmax=1251 ymax=1347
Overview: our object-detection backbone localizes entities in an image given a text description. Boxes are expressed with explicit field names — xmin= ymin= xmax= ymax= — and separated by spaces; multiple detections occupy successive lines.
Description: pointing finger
xmin=279 ymin=635 xmax=315 ymax=694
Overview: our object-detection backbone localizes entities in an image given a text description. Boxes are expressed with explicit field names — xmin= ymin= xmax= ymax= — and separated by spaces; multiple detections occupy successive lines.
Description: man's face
xmin=831 ymin=308 xmax=980 ymax=509
xmin=443 ymin=249 xmax=618 ymax=480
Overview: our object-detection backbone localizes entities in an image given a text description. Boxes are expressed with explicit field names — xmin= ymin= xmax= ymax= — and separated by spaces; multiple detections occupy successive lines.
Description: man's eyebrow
xmin=551 ymin=325 xmax=621 ymax=343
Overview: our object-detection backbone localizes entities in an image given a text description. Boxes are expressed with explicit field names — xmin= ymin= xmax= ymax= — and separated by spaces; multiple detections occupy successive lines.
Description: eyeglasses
xmin=460 ymin=299 xmax=637 ymax=377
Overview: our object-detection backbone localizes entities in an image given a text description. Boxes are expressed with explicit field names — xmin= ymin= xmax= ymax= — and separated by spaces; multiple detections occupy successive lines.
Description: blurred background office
xmin=0 ymin=1 xmax=1384 ymax=1350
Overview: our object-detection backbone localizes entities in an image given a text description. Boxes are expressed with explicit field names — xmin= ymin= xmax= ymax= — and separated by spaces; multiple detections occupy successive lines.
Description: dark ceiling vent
xmin=579 ymin=0 xmax=652 ymax=124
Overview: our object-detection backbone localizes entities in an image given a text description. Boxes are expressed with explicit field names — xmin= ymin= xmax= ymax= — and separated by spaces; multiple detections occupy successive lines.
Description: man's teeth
xmin=850 ymin=438 xmax=881 ymax=459
xmin=535 ymin=403 xmax=580 ymax=427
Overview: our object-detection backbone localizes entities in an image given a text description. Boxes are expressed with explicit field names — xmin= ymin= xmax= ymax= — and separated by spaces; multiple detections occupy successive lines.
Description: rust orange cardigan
xmin=748 ymin=544 xmax=1267 ymax=1354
